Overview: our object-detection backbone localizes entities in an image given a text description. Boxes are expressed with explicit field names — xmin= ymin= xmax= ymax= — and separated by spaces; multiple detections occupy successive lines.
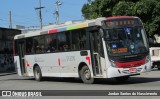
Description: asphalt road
xmin=0 ymin=69 xmax=160 ymax=99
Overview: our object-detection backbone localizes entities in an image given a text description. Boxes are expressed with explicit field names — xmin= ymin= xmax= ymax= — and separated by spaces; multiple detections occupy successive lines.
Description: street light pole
xmin=54 ymin=1 xmax=62 ymax=24
xmin=35 ymin=0 xmax=45 ymax=30
xmin=9 ymin=11 xmax=12 ymax=29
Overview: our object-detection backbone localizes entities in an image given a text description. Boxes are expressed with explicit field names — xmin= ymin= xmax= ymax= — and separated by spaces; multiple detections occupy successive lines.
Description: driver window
xmin=110 ymin=29 xmax=118 ymax=40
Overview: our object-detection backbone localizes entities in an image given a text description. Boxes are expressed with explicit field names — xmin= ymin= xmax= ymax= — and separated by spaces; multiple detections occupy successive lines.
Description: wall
xmin=0 ymin=28 xmax=21 ymax=73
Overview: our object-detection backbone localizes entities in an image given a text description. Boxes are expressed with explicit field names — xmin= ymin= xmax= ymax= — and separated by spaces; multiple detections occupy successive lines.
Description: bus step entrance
xmin=93 ymin=53 xmax=102 ymax=76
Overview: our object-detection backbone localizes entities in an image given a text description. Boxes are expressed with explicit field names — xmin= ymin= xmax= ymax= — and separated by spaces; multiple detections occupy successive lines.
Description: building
xmin=0 ymin=27 xmax=21 ymax=72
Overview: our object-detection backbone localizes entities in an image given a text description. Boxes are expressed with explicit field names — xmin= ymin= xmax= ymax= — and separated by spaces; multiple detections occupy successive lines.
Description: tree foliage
xmin=81 ymin=0 xmax=160 ymax=36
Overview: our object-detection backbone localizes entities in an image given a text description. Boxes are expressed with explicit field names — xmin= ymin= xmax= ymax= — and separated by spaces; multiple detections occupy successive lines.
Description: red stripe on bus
xmin=106 ymin=16 xmax=134 ymax=20
xmin=86 ymin=56 xmax=91 ymax=65
xmin=26 ymin=60 xmax=30 ymax=67
xmin=115 ymin=58 xmax=146 ymax=68
xmin=48 ymin=29 xmax=57 ymax=34
xmin=58 ymin=58 xmax=61 ymax=66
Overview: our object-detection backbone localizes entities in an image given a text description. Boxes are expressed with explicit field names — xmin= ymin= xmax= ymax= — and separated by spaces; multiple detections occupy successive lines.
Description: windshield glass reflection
xmin=104 ymin=27 xmax=148 ymax=56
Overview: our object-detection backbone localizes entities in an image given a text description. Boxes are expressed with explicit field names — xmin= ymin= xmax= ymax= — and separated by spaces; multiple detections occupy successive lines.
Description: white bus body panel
xmin=15 ymin=50 xmax=93 ymax=78
xmin=14 ymin=56 xmax=22 ymax=76
xmin=26 ymin=53 xmax=60 ymax=77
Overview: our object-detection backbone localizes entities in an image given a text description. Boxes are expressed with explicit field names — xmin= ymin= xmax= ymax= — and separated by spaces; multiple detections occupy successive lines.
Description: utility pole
xmin=9 ymin=11 xmax=12 ymax=29
xmin=35 ymin=0 xmax=45 ymax=30
xmin=54 ymin=1 xmax=62 ymax=24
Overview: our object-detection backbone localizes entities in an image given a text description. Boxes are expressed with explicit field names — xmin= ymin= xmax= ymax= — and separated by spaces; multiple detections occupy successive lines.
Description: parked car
xmin=150 ymin=47 xmax=160 ymax=70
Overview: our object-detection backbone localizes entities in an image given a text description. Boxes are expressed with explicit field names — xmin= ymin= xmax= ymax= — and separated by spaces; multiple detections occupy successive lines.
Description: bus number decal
xmin=34 ymin=57 xmax=44 ymax=62
xmin=66 ymin=56 xmax=75 ymax=62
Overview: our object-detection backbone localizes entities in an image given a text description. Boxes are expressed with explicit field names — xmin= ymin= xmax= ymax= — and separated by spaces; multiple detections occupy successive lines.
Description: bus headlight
xmin=110 ymin=60 xmax=117 ymax=67
xmin=145 ymin=55 xmax=150 ymax=63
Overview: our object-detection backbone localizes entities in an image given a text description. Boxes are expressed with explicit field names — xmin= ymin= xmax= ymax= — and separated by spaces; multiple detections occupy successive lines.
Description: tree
xmin=81 ymin=0 xmax=160 ymax=36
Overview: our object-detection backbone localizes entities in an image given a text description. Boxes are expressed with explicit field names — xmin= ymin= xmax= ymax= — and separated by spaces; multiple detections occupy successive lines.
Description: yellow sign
xmin=112 ymin=48 xmax=128 ymax=54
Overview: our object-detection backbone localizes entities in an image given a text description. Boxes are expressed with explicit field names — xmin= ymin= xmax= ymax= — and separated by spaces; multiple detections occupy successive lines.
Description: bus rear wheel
xmin=80 ymin=66 xmax=94 ymax=84
xmin=34 ymin=66 xmax=42 ymax=81
xmin=115 ymin=76 xmax=129 ymax=82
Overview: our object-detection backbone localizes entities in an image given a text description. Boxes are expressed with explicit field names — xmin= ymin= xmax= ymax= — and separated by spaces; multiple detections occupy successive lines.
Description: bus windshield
xmin=104 ymin=26 xmax=149 ymax=56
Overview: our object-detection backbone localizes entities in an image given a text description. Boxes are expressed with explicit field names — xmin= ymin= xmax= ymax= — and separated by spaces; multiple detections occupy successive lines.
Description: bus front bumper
xmin=107 ymin=62 xmax=151 ymax=78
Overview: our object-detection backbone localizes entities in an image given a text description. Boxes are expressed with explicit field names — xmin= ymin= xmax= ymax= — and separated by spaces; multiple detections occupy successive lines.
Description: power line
xmin=35 ymin=0 xmax=45 ymax=30
xmin=12 ymin=14 xmax=38 ymax=21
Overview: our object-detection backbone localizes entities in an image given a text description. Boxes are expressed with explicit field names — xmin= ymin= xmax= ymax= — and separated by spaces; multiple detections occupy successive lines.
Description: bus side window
xmin=79 ymin=29 xmax=87 ymax=50
xmin=71 ymin=30 xmax=80 ymax=50
xmin=57 ymin=32 xmax=71 ymax=51
xmin=34 ymin=36 xmax=45 ymax=54
xmin=26 ymin=37 xmax=34 ymax=54
xmin=45 ymin=34 xmax=57 ymax=52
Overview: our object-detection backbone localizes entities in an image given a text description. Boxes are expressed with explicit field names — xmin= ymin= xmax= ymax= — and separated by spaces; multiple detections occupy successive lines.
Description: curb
xmin=0 ymin=72 xmax=17 ymax=76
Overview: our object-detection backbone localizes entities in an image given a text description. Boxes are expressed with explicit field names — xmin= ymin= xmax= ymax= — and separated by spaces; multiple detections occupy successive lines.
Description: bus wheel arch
xmin=33 ymin=64 xmax=42 ymax=81
xmin=78 ymin=62 xmax=94 ymax=84
xmin=78 ymin=62 xmax=87 ymax=77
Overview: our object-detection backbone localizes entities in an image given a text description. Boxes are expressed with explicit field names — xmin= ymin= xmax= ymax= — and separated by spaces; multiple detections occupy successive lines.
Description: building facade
xmin=0 ymin=28 xmax=21 ymax=72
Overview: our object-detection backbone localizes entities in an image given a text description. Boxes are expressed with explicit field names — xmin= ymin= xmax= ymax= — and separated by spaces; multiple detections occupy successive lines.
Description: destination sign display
xmin=112 ymin=48 xmax=128 ymax=54
xmin=104 ymin=19 xmax=141 ymax=28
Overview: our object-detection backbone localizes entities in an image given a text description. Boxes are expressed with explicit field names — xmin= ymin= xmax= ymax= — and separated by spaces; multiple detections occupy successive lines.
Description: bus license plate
xmin=129 ymin=68 xmax=137 ymax=73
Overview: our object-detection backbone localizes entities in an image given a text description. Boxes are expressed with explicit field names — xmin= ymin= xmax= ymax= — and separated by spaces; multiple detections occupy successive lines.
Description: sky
xmin=0 ymin=0 xmax=88 ymax=29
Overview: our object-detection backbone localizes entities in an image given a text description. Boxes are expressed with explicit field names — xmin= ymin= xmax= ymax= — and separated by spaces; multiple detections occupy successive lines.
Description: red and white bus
xmin=14 ymin=16 xmax=151 ymax=84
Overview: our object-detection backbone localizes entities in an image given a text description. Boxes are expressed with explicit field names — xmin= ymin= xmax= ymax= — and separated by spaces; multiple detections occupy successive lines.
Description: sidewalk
xmin=0 ymin=71 xmax=16 ymax=76
xmin=0 ymin=66 xmax=17 ymax=76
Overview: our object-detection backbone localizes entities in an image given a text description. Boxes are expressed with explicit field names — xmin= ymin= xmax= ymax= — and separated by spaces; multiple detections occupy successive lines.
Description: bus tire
xmin=34 ymin=66 xmax=42 ymax=81
xmin=115 ymin=76 xmax=129 ymax=82
xmin=80 ymin=66 xmax=94 ymax=84
xmin=157 ymin=62 xmax=160 ymax=70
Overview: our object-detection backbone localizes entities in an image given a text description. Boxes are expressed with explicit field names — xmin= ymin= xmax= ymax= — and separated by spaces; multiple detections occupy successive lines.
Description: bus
xmin=14 ymin=16 xmax=151 ymax=84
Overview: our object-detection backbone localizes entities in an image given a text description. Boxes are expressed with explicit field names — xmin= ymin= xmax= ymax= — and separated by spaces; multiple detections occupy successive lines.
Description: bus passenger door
xmin=17 ymin=40 xmax=26 ymax=76
xmin=89 ymin=31 xmax=103 ymax=76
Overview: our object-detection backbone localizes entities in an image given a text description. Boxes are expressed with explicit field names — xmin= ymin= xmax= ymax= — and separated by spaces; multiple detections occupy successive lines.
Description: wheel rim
xmin=84 ymin=69 xmax=91 ymax=80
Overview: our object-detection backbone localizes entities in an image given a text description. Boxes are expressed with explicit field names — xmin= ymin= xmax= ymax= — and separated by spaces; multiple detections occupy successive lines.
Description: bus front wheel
xmin=80 ymin=66 xmax=94 ymax=84
xmin=34 ymin=66 xmax=42 ymax=81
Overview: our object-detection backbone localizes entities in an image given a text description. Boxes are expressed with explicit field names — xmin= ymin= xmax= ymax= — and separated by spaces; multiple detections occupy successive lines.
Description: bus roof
xmin=14 ymin=18 xmax=103 ymax=39
xmin=14 ymin=16 xmax=139 ymax=39
xmin=106 ymin=16 xmax=138 ymax=20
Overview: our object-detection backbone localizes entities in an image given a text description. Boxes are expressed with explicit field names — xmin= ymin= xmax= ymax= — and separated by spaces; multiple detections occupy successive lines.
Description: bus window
xmin=71 ymin=29 xmax=87 ymax=50
xmin=79 ymin=29 xmax=87 ymax=50
xmin=45 ymin=34 xmax=57 ymax=52
xmin=57 ymin=31 xmax=71 ymax=51
xmin=34 ymin=36 xmax=45 ymax=54
xmin=117 ymin=29 xmax=127 ymax=41
xmin=111 ymin=29 xmax=118 ymax=40
xmin=71 ymin=30 xmax=80 ymax=50
xmin=26 ymin=37 xmax=34 ymax=54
